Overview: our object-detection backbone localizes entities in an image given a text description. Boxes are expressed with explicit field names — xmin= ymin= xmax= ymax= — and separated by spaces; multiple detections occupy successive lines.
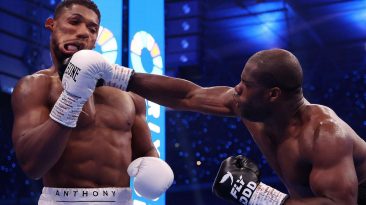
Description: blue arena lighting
xmin=180 ymin=55 xmax=188 ymax=63
xmin=92 ymin=0 xmax=123 ymax=65
xmin=129 ymin=0 xmax=165 ymax=204
xmin=182 ymin=4 xmax=191 ymax=14
xmin=181 ymin=21 xmax=190 ymax=31
xmin=49 ymin=0 xmax=56 ymax=5
xmin=181 ymin=39 xmax=189 ymax=49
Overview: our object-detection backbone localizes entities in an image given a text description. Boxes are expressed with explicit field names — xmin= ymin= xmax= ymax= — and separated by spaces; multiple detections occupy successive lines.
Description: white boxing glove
xmin=127 ymin=157 xmax=174 ymax=200
xmin=50 ymin=50 xmax=113 ymax=127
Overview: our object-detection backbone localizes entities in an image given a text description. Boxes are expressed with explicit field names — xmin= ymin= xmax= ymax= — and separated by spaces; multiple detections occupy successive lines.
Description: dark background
xmin=1 ymin=0 xmax=366 ymax=204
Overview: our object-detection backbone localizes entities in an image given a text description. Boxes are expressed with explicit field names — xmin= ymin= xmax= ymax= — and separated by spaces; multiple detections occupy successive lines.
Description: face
xmin=46 ymin=4 xmax=99 ymax=68
xmin=233 ymin=61 xmax=272 ymax=122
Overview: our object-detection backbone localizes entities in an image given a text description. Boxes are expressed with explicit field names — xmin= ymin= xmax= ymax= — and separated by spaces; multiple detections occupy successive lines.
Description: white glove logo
xmin=219 ymin=171 xmax=234 ymax=185
xmin=64 ymin=62 xmax=81 ymax=82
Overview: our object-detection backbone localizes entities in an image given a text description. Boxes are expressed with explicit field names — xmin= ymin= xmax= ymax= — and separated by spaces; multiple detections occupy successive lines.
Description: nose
xmin=76 ymin=24 xmax=90 ymax=39
xmin=234 ymin=83 xmax=242 ymax=95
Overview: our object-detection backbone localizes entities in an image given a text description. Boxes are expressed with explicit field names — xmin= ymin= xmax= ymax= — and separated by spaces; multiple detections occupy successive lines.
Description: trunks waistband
xmin=40 ymin=187 xmax=132 ymax=203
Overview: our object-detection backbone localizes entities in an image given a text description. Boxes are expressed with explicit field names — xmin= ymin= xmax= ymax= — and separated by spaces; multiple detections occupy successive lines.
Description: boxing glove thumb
xmin=127 ymin=157 xmax=174 ymax=200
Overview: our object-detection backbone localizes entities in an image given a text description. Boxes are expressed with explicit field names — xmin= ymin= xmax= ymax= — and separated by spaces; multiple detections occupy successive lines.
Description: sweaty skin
xmin=11 ymin=4 xmax=157 ymax=188
xmin=128 ymin=49 xmax=366 ymax=204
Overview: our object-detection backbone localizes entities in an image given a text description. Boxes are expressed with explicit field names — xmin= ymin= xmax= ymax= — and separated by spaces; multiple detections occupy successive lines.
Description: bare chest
xmin=253 ymin=133 xmax=313 ymax=196
xmin=276 ymin=142 xmax=311 ymax=185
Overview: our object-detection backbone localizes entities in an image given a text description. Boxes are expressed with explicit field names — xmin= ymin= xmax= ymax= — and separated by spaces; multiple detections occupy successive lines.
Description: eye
xmin=88 ymin=26 xmax=98 ymax=34
xmin=241 ymin=81 xmax=249 ymax=88
xmin=69 ymin=19 xmax=80 ymax=25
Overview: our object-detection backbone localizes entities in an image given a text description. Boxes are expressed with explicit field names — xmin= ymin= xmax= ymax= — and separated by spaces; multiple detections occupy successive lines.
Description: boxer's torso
xmin=243 ymin=104 xmax=366 ymax=197
xmin=36 ymin=69 xmax=137 ymax=188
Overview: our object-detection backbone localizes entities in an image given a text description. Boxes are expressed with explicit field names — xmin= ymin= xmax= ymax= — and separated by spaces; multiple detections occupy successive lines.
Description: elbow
xmin=22 ymin=165 xmax=44 ymax=180
xmin=340 ymin=192 xmax=357 ymax=205
xmin=14 ymin=141 xmax=45 ymax=180
xmin=19 ymin=159 xmax=44 ymax=180
xmin=330 ymin=189 xmax=357 ymax=205
xmin=23 ymin=165 xmax=43 ymax=180
xmin=26 ymin=173 xmax=42 ymax=180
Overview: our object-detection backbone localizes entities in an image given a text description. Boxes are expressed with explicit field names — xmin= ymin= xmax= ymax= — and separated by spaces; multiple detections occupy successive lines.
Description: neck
xmin=263 ymin=94 xmax=307 ymax=141
xmin=50 ymin=49 xmax=68 ymax=80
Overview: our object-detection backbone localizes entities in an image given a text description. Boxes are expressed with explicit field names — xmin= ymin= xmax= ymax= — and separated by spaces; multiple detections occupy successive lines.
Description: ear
xmin=45 ymin=18 xmax=54 ymax=31
xmin=268 ymin=87 xmax=281 ymax=102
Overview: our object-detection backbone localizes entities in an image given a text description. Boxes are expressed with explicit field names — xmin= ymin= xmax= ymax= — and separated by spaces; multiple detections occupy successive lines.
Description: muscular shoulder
xmin=128 ymin=92 xmax=146 ymax=115
xmin=304 ymin=104 xmax=342 ymax=132
xmin=314 ymin=119 xmax=344 ymax=141
xmin=306 ymin=104 xmax=342 ymax=137
xmin=16 ymin=68 xmax=57 ymax=89
xmin=307 ymin=104 xmax=335 ymax=118
xmin=310 ymin=118 xmax=352 ymax=162
xmin=12 ymin=70 xmax=56 ymax=107
xmin=300 ymin=104 xmax=351 ymax=157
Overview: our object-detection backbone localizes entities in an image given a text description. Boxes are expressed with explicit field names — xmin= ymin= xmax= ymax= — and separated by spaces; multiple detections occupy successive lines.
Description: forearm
xmin=128 ymin=73 xmax=235 ymax=116
xmin=15 ymin=119 xmax=71 ymax=179
xmin=132 ymin=146 xmax=159 ymax=160
xmin=128 ymin=73 xmax=199 ymax=110
xmin=144 ymin=148 xmax=159 ymax=158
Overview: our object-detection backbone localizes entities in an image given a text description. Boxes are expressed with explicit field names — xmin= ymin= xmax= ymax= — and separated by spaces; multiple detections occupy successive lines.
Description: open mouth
xmin=233 ymin=93 xmax=240 ymax=107
xmin=63 ymin=42 xmax=84 ymax=54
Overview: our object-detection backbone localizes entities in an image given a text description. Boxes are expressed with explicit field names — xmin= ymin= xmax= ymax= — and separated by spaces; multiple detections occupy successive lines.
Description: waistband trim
xmin=40 ymin=187 xmax=132 ymax=203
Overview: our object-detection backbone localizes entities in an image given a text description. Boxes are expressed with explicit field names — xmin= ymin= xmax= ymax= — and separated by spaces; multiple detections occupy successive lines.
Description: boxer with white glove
xmin=62 ymin=50 xmax=135 ymax=91
xmin=213 ymin=155 xmax=288 ymax=205
xmin=50 ymin=50 xmax=135 ymax=127
xmin=127 ymin=157 xmax=174 ymax=200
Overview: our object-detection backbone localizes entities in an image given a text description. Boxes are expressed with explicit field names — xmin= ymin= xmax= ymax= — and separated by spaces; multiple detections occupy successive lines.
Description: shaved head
xmin=246 ymin=48 xmax=303 ymax=92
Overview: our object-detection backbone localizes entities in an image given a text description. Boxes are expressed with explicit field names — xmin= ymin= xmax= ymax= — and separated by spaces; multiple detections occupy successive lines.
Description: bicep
xmin=310 ymin=156 xmax=357 ymax=203
xmin=130 ymin=94 xmax=158 ymax=159
xmin=309 ymin=122 xmax=357 ymax=204
xmin=11 ymin=77 xmax=50 ymax=143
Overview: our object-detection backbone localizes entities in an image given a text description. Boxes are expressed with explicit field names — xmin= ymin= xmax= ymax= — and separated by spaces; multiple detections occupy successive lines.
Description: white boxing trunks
xmin=38 ymin=187 xmax=132 ymax=205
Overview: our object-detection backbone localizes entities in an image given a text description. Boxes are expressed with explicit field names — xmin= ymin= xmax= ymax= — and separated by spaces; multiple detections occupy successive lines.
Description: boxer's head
xmin=45 ymin=0 xmax=100 ymax=71
xmin=234 ymin=49 xmax=303 ymax=121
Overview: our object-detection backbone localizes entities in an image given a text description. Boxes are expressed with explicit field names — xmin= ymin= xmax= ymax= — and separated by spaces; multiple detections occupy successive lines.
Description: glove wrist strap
xmin=50 ymin=91 xmax=87 ymax=128
xmin=105 ymin=64 xmax=134 ymax=91
xmin=249 ymin=182 xmax=288 ymax=205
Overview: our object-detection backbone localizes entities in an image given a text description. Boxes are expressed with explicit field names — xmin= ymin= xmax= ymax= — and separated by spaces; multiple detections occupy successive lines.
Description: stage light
xmin=181 ymin=21 xmax=190 ymax=31
xmin=182 ymin=3 xmax=191 ymax=14
xmin=181 ymin=39 xmax=189 ymax=49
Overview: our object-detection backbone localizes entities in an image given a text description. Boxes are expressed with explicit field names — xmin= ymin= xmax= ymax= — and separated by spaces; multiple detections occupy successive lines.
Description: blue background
xmin=0 ymin=1 xmax=366 ymax=205
xmin=129 ymin=0 xmax=166 ymax=205
xmin=93 ymin=0 xmax=122 ymax=65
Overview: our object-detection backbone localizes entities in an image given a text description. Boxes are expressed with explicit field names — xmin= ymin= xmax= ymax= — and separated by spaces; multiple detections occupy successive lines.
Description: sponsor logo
xmin=219 ymin=171 xmax=234 ymax=185
xmin=230 ymin=175 xmax=257 ymax=205
xmin=64 ymin=62 xmax=81 ymax=82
